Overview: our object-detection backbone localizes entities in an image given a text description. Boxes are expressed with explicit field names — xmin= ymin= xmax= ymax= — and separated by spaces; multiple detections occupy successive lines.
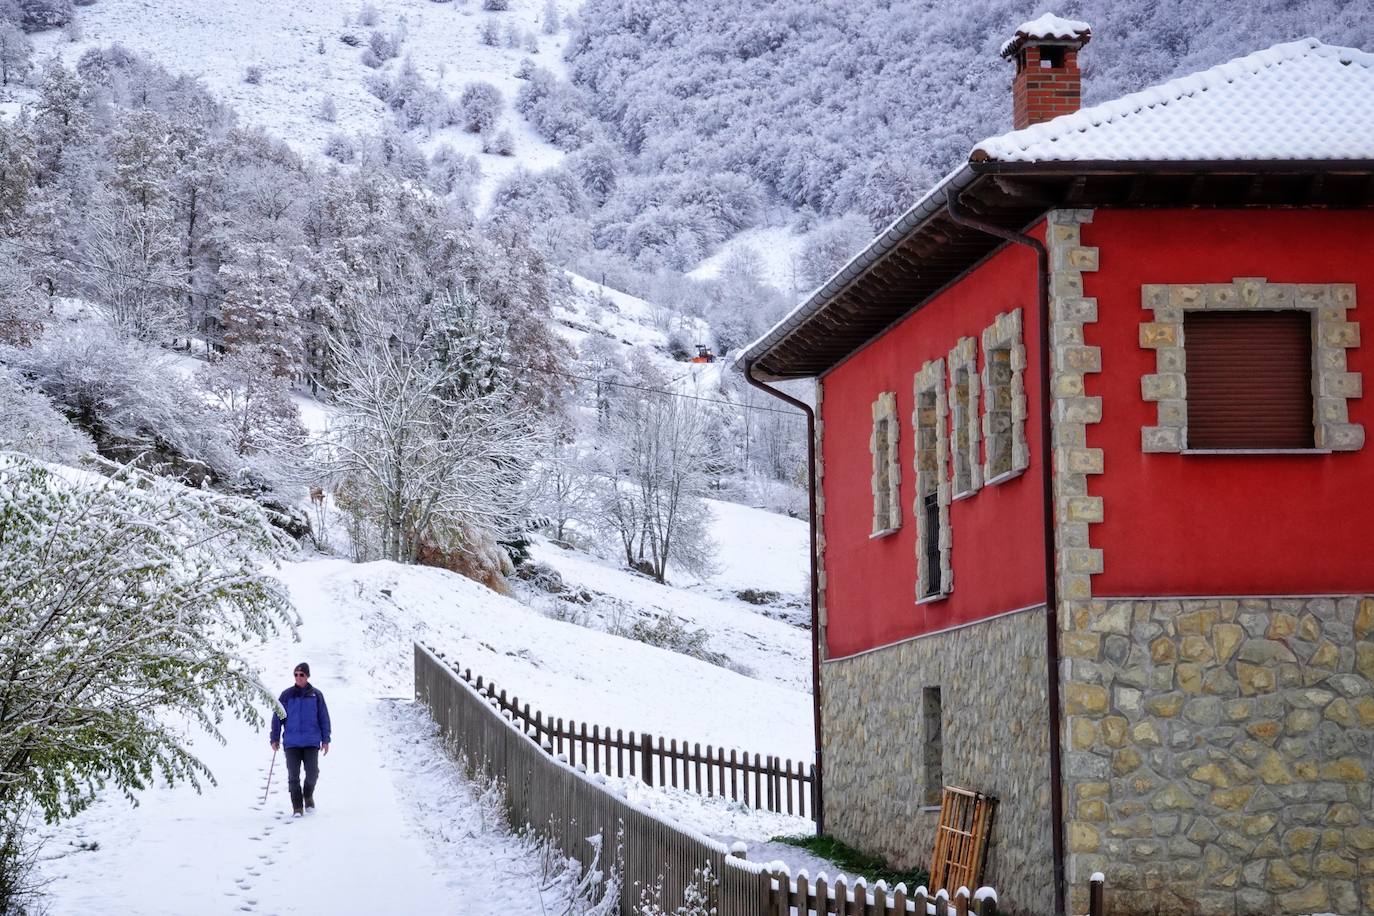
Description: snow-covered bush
xmin=318 ymin=95 xmax=337 ymax=122
xmin=368 ymin=29 xmax=398 ymax=62
xmin=478 ymin=20 xmax=498 ymax=46
xmin=515 ymin=66 xmax=597 ymax=150
xmin=541 ymin=0 xmax=559 ymax=35
xmin=481 ymin=126 xmax=515 ymax=157
xmin=0 ymin=366 xmax=95 ymax=462
xmin=636 ymin=864 xmax=719 ymax=916
xmin=0 ymin=454 xmax=295 ymax=903
xmin=482 ymin=0 xmax=510 ymax=10
xmin=2 ymin=321 xmax=237 ymax=481
xmin=356 ymin=3 xmax=379 ymax=26
xmin=0 ymin=21 xmax=32 ymax=85
xmin=460 ymin=81 xmax=502 ymax=133
xmin=9 ymin=0 xmax=72 ymax=32
xmin=428 ymin=143 xmax=482 ymax=196
xmin=243 ymin=64 xmax=262 ymax=84
xmin=324 ymin=131 xmax=356 ymax=162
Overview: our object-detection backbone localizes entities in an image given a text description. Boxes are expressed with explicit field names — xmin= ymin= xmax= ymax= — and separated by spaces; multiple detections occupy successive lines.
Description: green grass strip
xmin=770 ymin=833 xmax=931 ymax=889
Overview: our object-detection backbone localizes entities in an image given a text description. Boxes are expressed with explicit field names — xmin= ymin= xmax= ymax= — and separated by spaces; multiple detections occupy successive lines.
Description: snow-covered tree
xmin=197 ymin=344 xmax=306 ymax=457
xmin=218 ymin=243 xmax=304 ymax=378
xmin=460 ymin=81 xmax=502 ymax=134
xmin=0 ymin=366 xmax=94 ymax=461
xmin=541 ymin=0 xmax=559 ymax=35
xmin=327 ymin=291 xmax=545 ymax=565
xmin=532 ymin=442 xmax=597 ymax=543
xmin=80 ymin=190 xmax=184 ymax=341
xmin=0 ymin=455 xmax=295 ymax=901
xmin=0 ymin=21 xmax=31 ymax=85
xmin=596 ymin=380 xmax=719 ymax=583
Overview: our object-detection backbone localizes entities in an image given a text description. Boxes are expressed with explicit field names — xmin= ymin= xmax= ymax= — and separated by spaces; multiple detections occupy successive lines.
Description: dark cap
xmin=294 ymin=662 xmax=310 ymax=677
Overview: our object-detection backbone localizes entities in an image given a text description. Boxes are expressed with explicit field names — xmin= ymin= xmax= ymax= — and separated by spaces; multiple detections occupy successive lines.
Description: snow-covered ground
xmin=36 ymin=540 xmax=816 ymax=913
xmin=37 ymin=559 xmax=563 ymax=916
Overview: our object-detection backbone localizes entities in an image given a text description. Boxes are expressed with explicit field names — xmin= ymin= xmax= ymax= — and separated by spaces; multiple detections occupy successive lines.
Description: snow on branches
xmin=0 ymin=454 xmax=297 ymax=828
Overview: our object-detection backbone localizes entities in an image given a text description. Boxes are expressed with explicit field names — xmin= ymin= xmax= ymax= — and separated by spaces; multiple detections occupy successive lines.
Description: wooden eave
xmin=746 ymin=160 xmax=1374 ymax=382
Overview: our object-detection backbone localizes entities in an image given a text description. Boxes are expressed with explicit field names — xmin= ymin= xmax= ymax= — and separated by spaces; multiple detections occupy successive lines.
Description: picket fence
xmin=415 ymin=643 xmax=1027 ymax=915
xmin=445 ymin=655 xmax=817 ymax=818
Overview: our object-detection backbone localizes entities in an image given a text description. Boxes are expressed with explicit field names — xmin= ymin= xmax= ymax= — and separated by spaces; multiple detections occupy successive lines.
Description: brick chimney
xmin=1001 ymin=14 xmax=1092 ymax=129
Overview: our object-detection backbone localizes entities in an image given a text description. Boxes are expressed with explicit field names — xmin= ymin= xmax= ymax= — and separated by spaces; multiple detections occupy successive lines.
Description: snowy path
xmin=38 ymin=561 xmax=557 ymax=916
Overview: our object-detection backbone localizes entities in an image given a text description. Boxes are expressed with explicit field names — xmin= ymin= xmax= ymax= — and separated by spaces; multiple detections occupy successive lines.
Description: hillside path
xmin=38 ymin=561 xmax=555 ymax=916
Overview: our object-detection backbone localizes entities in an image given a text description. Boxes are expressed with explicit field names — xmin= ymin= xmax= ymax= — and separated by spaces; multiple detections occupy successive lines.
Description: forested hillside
xmin=557 ymin=0 xmax=1373 ymax=237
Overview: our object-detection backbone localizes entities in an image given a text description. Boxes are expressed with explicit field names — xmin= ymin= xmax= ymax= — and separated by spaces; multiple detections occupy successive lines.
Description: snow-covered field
xmin=36 ymin=559 xmax=561 ymax=916
xmin=36 ymin=514 xmax=816 ymax=912
xmin=37 ymin=0 xmax=573 ymax=211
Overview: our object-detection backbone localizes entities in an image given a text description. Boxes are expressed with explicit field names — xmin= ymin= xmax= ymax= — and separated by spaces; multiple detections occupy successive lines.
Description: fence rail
xmin=415 ymin=643 xmax=1110 ymax=916
xmin=451 ymin=659 xmax=817 ymax=819
xmin=417 ymin=642 xmax=779 ymax=914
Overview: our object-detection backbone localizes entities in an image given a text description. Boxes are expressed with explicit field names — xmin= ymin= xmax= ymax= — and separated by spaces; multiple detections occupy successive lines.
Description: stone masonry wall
xmin=1060 ymin=596 xmax=1374 ymax=916
xmin=821 ymin=608 xmax=1054 ymax=915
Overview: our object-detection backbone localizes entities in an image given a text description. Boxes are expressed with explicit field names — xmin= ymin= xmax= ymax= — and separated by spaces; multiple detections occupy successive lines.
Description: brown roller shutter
xmin=1185 ymin=310 xmax=1313 ymax=449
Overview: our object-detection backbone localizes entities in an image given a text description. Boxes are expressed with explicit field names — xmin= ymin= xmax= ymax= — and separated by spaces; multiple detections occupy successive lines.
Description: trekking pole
xmin=262 ymin=746 xmax=278 ymax=805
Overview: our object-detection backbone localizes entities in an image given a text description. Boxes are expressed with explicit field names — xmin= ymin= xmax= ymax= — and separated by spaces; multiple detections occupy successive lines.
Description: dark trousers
xmin=284 ymin=746 xmax=319 ymax=806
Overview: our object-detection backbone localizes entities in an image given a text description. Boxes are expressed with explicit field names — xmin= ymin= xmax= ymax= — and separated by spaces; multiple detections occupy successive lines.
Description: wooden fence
xmin=415 ymin=643 xmax=1024 ymax=915
xmin=444 ymin=655 xmax=817 ymax=819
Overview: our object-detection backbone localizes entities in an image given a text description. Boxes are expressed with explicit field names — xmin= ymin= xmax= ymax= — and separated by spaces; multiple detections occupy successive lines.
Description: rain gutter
xmin=945 ymin=187 xmax=1066 ymax=916
xmin=741 ymin=360 xmax=824 ymax=835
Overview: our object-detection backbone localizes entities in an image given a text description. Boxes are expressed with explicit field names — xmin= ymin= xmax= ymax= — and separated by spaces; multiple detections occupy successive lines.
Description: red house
xmin=741 ymin=17 xmax=1374 ymax=916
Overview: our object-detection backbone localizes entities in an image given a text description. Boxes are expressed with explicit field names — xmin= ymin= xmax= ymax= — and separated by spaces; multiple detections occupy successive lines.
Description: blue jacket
xmin=270 ymin=684 xmax=332 ymax=748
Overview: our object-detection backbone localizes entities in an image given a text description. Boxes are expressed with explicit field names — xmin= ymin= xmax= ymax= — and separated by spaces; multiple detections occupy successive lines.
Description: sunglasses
xmin=294 ymin=672 xmax=308 ymax=678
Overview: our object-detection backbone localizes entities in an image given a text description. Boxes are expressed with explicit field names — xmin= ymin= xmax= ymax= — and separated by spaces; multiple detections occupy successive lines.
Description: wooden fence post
xmin=1089 ymin=873 xmax=1105 ymax=916
xmin=641 ymin=732 xmax=654 ymax=788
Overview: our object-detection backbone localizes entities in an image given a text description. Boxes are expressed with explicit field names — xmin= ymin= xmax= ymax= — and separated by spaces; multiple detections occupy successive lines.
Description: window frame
xmin=947 ymin=336 xmax=982 ymax=499
xmin=913 ymin=358 xmax=951 ymax=602
xmin=869 ymin=391 xmax=902 ymax=537
xmin=981 ymin=309 xmax=1030 ymax=483
xmin=1140 ymin=278 xmax=1363 ymax=454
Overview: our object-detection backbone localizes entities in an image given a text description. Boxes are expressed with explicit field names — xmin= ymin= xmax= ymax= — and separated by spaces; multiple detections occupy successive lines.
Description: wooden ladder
xmin=930 ymin=786 xmax=996 ymax=895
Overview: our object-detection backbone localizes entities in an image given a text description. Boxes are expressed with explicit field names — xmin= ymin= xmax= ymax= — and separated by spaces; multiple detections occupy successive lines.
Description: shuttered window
xmin=1185 ymin=311 xmax=1313 ymax=449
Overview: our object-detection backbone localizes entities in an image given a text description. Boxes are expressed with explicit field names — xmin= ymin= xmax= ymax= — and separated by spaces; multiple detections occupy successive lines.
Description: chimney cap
xmin=1000 ymin=13 xmax=1092 ymax=59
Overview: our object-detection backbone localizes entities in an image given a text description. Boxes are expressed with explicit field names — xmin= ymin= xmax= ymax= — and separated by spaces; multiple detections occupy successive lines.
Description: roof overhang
xmin=739 ymin=159 xmax=1374 ymax=382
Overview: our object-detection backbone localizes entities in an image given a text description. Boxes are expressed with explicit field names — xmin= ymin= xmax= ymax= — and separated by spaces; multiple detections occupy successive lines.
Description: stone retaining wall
xmin=820 ymin=607 xmax=1054 ymax=915
xmin=1061 ymin=595 xmax=1374 ymax=916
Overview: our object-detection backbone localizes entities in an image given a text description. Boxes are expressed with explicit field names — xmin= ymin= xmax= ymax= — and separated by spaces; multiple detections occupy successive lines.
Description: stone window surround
xmin=1140 ymin=278 xmax=1363 ymax=454
xmin=981 ymin=309 xmax=1031 ymax=484
xmin=947 ymin=337 xmax=983 ymax=499
xmin=869 ymin=391 xmax=902 ymax=538
xmin=913 ymin=358 xmax=952 ymax=602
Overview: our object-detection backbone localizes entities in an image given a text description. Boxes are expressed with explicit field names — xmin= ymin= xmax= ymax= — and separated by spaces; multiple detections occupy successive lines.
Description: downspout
xmin=743 ymin=360 xmax=824 ymax=835
xmin=946 ymin=189 xmax=1066 ymax=916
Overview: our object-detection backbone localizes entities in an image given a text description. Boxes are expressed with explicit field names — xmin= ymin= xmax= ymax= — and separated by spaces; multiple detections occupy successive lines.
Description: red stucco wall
xmin=820 ymin=237 xmax=1046 ymax=659
xmin=1083 ymin=209 xmax=1374 ymax=596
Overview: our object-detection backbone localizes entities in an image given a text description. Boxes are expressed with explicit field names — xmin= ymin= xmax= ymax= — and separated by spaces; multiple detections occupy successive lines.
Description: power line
xmin=0 ymin=236 xmax=808 ymax=420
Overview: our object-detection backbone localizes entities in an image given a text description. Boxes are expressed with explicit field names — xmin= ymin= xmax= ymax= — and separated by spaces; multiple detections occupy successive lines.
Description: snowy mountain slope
xmin=307 ymin=557 xmax=813 ymax=760
xmin=36 ymin=0 xmax=574 ymax=210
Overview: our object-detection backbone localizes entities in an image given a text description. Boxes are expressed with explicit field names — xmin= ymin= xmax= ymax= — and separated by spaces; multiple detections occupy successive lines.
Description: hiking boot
xmin=292 ymin=804 xmax=303 ymax=817
xmin=303 ymin=795 xmax=315 ymax=810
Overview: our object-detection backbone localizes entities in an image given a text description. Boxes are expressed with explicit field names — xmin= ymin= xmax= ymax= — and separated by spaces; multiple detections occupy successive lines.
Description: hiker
xmin=269 ymin=662 xmax=332 ymax=816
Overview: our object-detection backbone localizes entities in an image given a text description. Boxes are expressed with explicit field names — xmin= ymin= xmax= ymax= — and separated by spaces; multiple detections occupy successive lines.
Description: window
xmin=981 ymin=310 xmax=1029 ymax=480
xmin=922 ymin=686 xmax=944 ymax=807
xmin=913 ymin=359 xmax=950 ymax=600
xmin=947 ymin=337 xmax=981 ymax=497
xmin=1185 ymin=311 xmax=1312 ymax=449
xmin=870 ymin=392 xmax=901 ymax=536
xmin=1140 ymin=279 xmax=1363 ymax=453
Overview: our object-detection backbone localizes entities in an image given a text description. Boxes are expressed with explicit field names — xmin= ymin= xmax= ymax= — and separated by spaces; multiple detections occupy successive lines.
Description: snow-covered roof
xmin=975 ymin=38 xmax=1374 ymax=163
xmin=999 ymin=14 xmax=1092 ymax=58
